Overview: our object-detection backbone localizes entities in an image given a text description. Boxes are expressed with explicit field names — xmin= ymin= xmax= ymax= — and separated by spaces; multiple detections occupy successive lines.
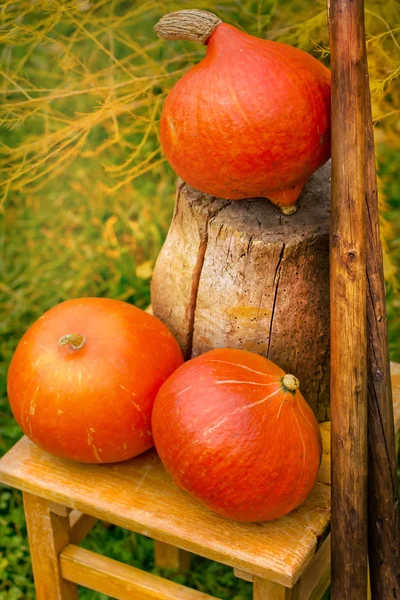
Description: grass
xmin=0 ymin=1 xmax=399 ymax=598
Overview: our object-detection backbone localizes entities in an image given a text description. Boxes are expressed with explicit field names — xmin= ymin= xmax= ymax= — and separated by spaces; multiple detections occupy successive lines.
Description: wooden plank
xmin=362 ymin=24 xmax=400 ymax=593
xmin=69 ymin=510 xmax=86 ymax=528
xmin=0 ymin=425 xmax=332 ymax=587
xmin=154 ymin=541 xmax=191 ymax=572
xmin=253 ymin=577 xmax=300 ymax=599
xmin=299 ymin=535 xmax=330 ymax=600
xmin=49 ymin=502 xmax=72 ymax=517
xmin=234 ymin=568 xmax=253 ymax=583
xmin=235 ymin=532 xmax=331 ymax=596
xmin=328 ymin=0 xmax=369 ymax=597
xmin=60 ymin=544 xmax=217 ymax=600
xmin=23 ymin=493 xmax=78 ymax=600
xmin=69 ymin=511 xmax=98 ymax=545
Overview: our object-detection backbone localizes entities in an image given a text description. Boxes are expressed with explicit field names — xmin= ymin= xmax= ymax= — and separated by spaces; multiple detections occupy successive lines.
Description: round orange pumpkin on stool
xmin=152 ymin=348 xmax=322 ymax=522
xmin=7 ymin=298 xmax=183 ymax=463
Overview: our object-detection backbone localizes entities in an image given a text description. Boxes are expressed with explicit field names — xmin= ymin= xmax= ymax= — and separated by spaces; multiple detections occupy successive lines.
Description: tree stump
xmin=151 ymin=163 xmax=331 ymax=421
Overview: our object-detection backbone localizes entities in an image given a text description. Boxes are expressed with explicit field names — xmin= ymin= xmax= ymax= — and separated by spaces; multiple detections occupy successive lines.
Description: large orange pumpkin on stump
xmin=155 ymin=9 xmax=331 ymax=214
xmin=7 ymin=298 xmax=183 ymax=463
xmin=152 ymin=348 xmax=322 ymax=522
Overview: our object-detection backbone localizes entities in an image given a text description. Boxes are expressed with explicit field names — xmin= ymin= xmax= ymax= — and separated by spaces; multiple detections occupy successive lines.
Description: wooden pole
xmin=328 ymin=0 xmax=368 ymax=597
xmin=364 ymin=65 xmax=400 ymax=599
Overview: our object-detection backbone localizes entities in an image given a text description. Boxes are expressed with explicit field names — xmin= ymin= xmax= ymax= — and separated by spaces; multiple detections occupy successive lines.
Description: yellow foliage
xmin=136 ymin=260 xmax=155 ymax=280
xmin=0 ymin=0 xmax=398 ymax=288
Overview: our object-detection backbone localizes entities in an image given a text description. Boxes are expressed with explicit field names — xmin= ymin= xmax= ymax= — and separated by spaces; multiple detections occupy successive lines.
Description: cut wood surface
xmin=69 ymin=511 xmax=97 ymax=545
xmin=234 ymin=534 xmax=331 ymax=600
xmin=233 ymin=569 xmax=253 ymax=583
xmin=253 ymin=577 xmax=301 ymax=599
xmin=154 ymin=541 xmax=191 ymax=572
xmin=0 ymin=423 xmax=333 ymax=587
xmin=298 ymin=535 xmax=330 ymax=600
xmin=151 ymin=164 xmax=331 ymax=422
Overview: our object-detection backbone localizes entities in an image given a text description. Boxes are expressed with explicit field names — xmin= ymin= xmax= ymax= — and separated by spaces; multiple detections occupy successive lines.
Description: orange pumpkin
xmin=152 ymin=348 xmax=322 ymax=522
xmin=155 ymin=10 xmax=331 ymax=214
xmin=7 ymin=298 xmax=183 ymax=463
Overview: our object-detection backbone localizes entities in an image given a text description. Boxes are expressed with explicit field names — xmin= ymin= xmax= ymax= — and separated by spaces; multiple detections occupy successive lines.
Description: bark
xmin=364 ymin=51 xmax=400 ymax=600
xmin=328 ymin=0 xmax=369 ymax=597
xmin=151 ymin=163 xmax=331 ymax=421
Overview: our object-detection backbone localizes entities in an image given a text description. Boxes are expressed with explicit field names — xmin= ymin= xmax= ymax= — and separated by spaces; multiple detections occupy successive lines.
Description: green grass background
xmin=0 ymin=1 xmax=399 ymax=598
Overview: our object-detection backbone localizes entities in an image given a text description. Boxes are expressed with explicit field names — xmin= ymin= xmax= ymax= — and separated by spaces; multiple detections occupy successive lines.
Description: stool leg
xmin=154 ymin=540 xmax=191 ymax=572
xmin=297 ymin=535 xmax=331 ymax=600
xmin=253 ymin=577 xmax=301 ymax=599
xmin=23 ymin=492 xmax=78 ymax=600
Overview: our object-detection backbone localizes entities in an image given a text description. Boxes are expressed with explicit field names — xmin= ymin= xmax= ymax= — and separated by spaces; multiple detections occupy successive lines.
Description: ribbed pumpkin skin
xmin=7 ymin=298 xmax=183 ymax=463
xmin=152 ymin=348 xmax=322 ymax=522
xmin=161 ymin=23 xmax=331 ymax=209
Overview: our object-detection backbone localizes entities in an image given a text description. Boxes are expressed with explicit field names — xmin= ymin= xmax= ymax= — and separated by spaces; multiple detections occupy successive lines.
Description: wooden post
xmin=364 ymin=51 xmax=400 ymax=600
xmin=328 ymin=0 xmax=368 ymax=598
xmin=154 ymin=541 xmax=191 ymax=572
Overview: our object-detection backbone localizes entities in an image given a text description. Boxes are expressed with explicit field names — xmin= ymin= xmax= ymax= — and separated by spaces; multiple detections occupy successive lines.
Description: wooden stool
xmin=0 ymin=367 xmax=399 ymax=600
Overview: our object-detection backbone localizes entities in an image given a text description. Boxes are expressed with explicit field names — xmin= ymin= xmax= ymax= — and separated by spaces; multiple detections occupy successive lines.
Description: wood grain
xmin=69 ymin=511 xmax=98 ymax=545
xmin=233 ymin=568 xmax=253 ymax=583
xmin=60 ymin=544 xmax=216 ymax=600
xmin=23 ymin=493 xmax=78 ymax=600
xmin=329 ymin=0 xmax=368 ymax=597
xmin=253 ymin=577 xmax=300 ymax=599
xmin=0 ymin=424 xmax=333 ymax=587
xmin=238 ymin=534 xmax=330 ymax=598
xmin=151 ymin=164 xmax=331 ymax=422
xmin=154 ymin=541 xmax=191 ymax=572
xmin=299 ymin=535 xmax=330 ymax=600
xmin=48 ymin=502 xmax=72 ymax=517
xmin=363 ymin=59 xmax=400 ymax=599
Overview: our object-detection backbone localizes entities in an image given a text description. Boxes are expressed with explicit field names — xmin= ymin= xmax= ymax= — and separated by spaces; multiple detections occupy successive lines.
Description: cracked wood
xmin=151 ymin=163 xmax=331 ymax=421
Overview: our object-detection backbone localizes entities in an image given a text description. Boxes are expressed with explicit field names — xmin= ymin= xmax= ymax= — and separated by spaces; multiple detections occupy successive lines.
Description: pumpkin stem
xmin=58 ymin=333 xmax=86 ymax=351
xmin=154 ymin=10 xmax=222 ymax=45
xmin=282 ymin=374 xmax=300 ymax=392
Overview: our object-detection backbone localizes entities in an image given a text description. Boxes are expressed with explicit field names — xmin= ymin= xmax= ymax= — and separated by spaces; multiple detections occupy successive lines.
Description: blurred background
xmin=0 ymin=1 xmax=399 ymax=598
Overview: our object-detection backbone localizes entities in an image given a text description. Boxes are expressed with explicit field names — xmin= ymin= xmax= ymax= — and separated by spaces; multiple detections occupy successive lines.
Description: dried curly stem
xmin=154 ymin=9 xmax=222 ymax=45
xmin=59 ymin=333 xmax=86 ymax=351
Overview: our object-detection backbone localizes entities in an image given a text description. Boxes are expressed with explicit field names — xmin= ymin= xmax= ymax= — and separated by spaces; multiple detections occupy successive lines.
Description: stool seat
xmin=0 ymin=423 xmax=331 ymax=588
xmin=1 ymin=364 xmax=398 ymax=599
